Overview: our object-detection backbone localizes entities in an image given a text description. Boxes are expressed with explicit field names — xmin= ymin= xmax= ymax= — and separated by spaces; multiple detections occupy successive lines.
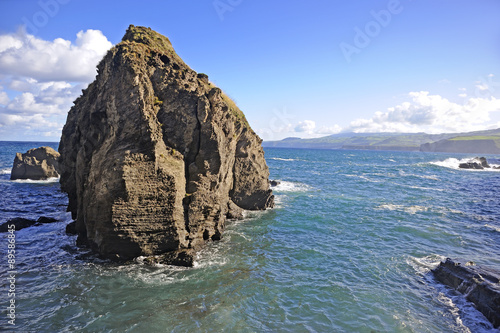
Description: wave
xmin=430 ymin=158 xmax=500 ymax=171
xmin=484 ymin=224 xmax=500 ymax=233
xmin=344 ymin=174 xmax=381 ymax=183
xmin=377 ymin=204 xmax=464 ymax=216
xmin=398 ymin=170 xmax=440 ymax=181
xmin=407 ymin=254 xmax=445 ymax=275
xmin=12 ymin=177 xmax=60 ymax=184
xmin=269 ymin=157 xmax=300 ymax=162
xmin=377 ymin=204 xmax=429 ymax=215
xmin=0 ymin=168 xmax=11 ymax=175
xmin=271 ymin=180 xmax=312 ymax=192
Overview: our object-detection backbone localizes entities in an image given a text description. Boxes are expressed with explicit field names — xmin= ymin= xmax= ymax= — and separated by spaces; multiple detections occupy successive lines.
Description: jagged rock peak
xmin=59 ymin=25 xmax=274 ymax=266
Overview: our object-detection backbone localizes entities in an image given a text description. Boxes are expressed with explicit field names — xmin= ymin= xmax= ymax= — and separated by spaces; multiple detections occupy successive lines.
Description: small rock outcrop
xmin=0 ymin=216 xmax=59 ymax=232
xmin=459 ymin=157 xmax=490 ymax=169
xmin=432 ymin=258 xmax=500 ymax=328
xmin=59 ymin=26 xmax=274 ymax=266
xmin=270 ymin=180 xmax=281 ymax=187
xmin=11 ymin=147 xmax=60 ymax=180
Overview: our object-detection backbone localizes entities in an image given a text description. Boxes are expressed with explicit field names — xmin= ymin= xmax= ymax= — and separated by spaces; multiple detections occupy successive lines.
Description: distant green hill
xmin=263 ymin=128 xmax=500 ymax=154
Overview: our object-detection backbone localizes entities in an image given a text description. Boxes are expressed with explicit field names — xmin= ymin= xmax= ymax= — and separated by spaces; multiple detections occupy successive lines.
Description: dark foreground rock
xmin=0 ymin=216 xmax=59 ymax=232
xmin=459 ymin=157 xmax=490 ymax=169
xmin=66 ymin=221 xmax=77 ymax=235
xmin=59 ymin=25 xmax=274 ymax=266
xmin=432 ymin=258 xmax=500 ymax=328
xmin=11 ymin=146 xmax=60 ymax=180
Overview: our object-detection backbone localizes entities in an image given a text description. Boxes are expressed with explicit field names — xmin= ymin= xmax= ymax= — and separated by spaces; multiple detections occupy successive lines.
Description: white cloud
xmin=295 ymin=120 xmax=316 ymax=133
xmin=0 ymin=29 xmax=113 ymax=140
xmin=0 ymin=35 xmax=23 ymax=53
xmin=0 ymin=91 xmax=9 ymax=105
xmin=475 ymin=82 xmax=489 ymax=92
xmin=347 ymin=91 xmax=500 ymax=133
xmin=317 ymin=124 xmax=342 ymax=135
xmin=0 ymin=29 xmax=112 ymax=82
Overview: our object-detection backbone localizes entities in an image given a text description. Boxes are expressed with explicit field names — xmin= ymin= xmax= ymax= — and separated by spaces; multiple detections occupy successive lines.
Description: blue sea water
xmin=1 ymin=142 xmax=500 ymax=332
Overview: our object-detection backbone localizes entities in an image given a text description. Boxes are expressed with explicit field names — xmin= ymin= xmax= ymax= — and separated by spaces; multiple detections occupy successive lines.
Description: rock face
xmin=432 ymin=258 xmax=500 ymax=328
xmin=11 ymin=147 xmax=60 ymax=180
xmin=59 ymin=25 xmax=274 ymax=265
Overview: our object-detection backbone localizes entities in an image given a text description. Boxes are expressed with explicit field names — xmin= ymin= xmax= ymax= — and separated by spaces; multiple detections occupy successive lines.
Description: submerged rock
xmin=0 ymin=218 xmax=37 ymax=232
xmin=37 ymin=216 xmax=58 ymax=224
xmin=11 ymin=146 xmax=60 ymax=180
xmin=59 ymin=25 xmax=274 ymax=265
xmin=432 ymin=258 xmax=500 ymax=328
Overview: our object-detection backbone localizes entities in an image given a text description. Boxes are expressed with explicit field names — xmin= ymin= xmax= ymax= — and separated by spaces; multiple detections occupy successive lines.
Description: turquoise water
xmin=1 ymin=143 xmax=500 ymax=332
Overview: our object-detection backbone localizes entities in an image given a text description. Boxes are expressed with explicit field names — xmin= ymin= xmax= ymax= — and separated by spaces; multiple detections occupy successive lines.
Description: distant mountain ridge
xmin=263 ymin=128 xmax=500 ymax=154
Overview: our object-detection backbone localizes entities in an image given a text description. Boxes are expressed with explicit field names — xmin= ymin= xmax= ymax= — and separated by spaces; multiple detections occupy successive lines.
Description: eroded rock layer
xmin=59 ymin=25 xmax=274 ymax=265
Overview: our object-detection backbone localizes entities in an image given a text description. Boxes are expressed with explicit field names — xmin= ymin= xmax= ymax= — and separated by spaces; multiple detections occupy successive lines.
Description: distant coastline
xmin=263 ymin=128 xmax=500 ymax=154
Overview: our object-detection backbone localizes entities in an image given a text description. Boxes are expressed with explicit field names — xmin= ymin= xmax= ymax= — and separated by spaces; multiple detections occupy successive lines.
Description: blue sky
xmin=0 ymin=0 xmax=499 ymax=141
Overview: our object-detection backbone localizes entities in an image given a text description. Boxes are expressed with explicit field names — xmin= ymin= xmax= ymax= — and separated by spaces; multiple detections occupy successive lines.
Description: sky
xmin=0 ymin=0 xmax=499 ymax=142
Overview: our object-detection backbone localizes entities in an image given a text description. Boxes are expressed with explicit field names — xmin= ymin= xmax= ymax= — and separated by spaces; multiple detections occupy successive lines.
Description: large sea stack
xmin=59 ymin=25 xmax=274 ymax=266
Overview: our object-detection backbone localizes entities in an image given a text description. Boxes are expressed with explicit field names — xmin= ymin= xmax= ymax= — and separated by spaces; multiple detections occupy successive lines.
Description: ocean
xmin=1 ymin=141 xmax=500 ymax=332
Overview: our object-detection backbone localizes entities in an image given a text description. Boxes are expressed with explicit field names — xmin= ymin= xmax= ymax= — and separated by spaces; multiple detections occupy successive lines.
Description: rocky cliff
xmin=59 ymin=25 xmax=274 ymax=266
xmin=420 ymin=137 xmax=500 ymax=154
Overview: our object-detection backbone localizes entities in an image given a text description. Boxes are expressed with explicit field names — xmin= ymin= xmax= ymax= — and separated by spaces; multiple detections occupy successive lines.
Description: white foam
xmin=345 ymin=174 xmax=381 ymax=183
xmin=430 ymin=158 xmax=468 ymax=170
xmin=430 ymin=158 xmax=500 ymax=172
xmin=399 ymin=171 xmax=440 ymax=181
xmin=407 ymin=254 xmax=445 ymax=275
xmin=377 ymin=204 xmax=429 ymax=215
xmin=484 ymin=224 xmax=500 ymax=233
xmin=12 ymin=177 xmax=60 ymax=184
xmin=0 ymin=168 xmax=11 ymax=175
xmin=272 ymin=180 xmax=312 ymax=192
xmin=435 ymin=281 xmax=498 ymax=332
xmin=269 ymin=157 xmax=300 ymax=162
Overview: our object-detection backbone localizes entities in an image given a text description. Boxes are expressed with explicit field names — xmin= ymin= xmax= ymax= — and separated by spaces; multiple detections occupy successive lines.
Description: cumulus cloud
xmin=0 ymin=91 xmax=9 ymax=105
xmin=317 ymin=124 xmax=342 ymax=135
xmin=0 ymin=29 xmax=113 ymax=140
xmin=347 ymin=91 xmax=500 ymax=133
xmin=295 ymin=120 xmax=316 ymax=133
xmin=0 ymin=29 xmax=112 ymax=82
